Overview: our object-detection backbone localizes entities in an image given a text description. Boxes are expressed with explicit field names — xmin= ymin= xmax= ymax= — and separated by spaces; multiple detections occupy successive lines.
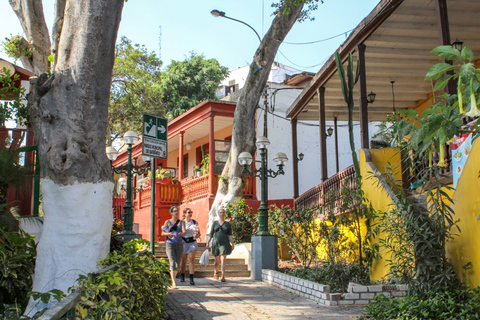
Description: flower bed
xmin=262 ymin=269 xmax=408 ymax=306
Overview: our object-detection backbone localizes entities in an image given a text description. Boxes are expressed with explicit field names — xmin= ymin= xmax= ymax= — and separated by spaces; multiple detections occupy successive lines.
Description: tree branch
xmin=9 ymin=0 xmax=52 ymax=74
xmin=51 ymin=0 xmax=66 ymax=71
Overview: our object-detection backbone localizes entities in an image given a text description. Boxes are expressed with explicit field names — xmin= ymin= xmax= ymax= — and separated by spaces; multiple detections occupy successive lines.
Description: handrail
xmin=37 ymin=249 xmax=149 ymax=320
xmin=295 ymin=165 xmax=357 ymax=214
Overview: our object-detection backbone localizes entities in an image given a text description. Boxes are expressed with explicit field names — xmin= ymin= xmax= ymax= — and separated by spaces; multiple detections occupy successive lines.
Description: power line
xmin=282 ymin=29 xmax=354 ymax=45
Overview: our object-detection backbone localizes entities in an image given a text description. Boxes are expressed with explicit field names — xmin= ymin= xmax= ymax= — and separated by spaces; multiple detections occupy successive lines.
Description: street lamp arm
xmin=222 ymin=15 xmax=262 ymax=42
xmin=265 ymin=167 xmax=285 ymax=178
xmin=112 ymin=164 xmax=151 ymax=176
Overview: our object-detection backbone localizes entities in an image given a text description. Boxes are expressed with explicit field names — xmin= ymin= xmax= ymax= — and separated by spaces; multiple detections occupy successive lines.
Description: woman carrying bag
xmin=161 ymin=205 xmax=185 ymax=289
xmin=206 ymin=208 xmax=234 ymax=282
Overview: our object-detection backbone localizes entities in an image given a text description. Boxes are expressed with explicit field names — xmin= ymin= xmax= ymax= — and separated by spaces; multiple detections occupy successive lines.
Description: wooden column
xmin=357 ymin=43 xmax=369 ymax=149
xmin=318 ymin=87 xmax=328 ymax=181
xmin=208 ymin=114 xmax=215 ymax=196
xmin=291 ymin=118 xmax=299 ymax=198
xmin=334 ymin=116 xmax=339 ymax=173
xmin=178 ymin=131 xmax=184 ymax=180
xmin=435 ymin=0 xmax=455 ymax=94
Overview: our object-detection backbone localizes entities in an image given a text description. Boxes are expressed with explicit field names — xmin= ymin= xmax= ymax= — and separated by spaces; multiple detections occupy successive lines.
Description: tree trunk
xmin=13 ymin=0 xmax=124 ymax=314
xmin=207 ymin=2 xmax=305 ymax=232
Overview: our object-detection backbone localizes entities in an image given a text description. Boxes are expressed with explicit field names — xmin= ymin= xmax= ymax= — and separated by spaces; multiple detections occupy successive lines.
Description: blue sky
xmin=1 ymin=0 xmax=378 ymax=72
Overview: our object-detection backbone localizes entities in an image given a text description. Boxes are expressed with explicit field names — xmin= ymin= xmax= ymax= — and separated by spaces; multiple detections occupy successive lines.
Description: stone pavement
xmin=165 ymin=277 xmax=362 ymax=320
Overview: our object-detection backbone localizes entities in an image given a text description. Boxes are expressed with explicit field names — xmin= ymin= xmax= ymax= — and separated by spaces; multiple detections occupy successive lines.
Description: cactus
xmin=335 ymin=52 xmax=361 ymax=179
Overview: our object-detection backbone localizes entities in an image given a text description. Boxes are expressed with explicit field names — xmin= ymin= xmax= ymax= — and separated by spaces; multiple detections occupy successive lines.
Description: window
xmin=214 ymin=140 xmax=231 ymax=174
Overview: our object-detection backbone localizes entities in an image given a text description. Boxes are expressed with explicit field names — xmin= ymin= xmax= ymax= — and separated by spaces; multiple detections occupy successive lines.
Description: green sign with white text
xmin=142 ymin=114 xmax=168 ymax=159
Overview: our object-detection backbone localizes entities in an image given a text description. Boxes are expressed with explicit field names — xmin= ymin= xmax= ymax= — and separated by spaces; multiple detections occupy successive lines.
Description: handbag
xmin=199 ymin=249 xmax=210 ymax=266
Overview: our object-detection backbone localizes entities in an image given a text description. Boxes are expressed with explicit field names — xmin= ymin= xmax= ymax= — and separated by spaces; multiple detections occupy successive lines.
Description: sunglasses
xmin=187 ymin=211 xmax=193 ymax=214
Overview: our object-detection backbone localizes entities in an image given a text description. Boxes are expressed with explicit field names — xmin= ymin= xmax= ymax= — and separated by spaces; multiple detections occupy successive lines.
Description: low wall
xmin=262 ymin=269 xmax=408 ymax=306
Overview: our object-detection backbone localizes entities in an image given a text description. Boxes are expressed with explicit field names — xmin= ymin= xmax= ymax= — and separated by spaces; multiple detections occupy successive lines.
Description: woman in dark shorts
xmin=161 ymin=205 xmax=186 ymax=289
xmin=206 ymin=208 xmax=234 ymax=282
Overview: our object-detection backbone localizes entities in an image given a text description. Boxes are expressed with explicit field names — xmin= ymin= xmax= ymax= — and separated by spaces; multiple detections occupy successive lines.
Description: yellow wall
xmin=166 ymin=125 xmax=233 ymax=177
xmin=446 ymin=139 xmax=480 ymax=286
xmin=359 ymin=148 xmax=402 ymax=281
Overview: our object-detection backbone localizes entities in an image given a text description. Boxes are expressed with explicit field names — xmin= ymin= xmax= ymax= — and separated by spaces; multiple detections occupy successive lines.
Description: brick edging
xmin=262 ymin=269 xmax=408 ymax=306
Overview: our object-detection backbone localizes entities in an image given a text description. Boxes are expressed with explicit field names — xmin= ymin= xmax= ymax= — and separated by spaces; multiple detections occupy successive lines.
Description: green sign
xmin=142 ymin=114 xmax=168 ymax=159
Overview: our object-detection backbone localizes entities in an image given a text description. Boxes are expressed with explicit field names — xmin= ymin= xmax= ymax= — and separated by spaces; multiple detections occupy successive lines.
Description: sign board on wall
xmin=142 ymin=113 xmax=168 ymax=159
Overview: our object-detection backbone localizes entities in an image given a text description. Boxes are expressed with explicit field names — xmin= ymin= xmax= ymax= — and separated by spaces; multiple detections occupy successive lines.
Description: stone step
xmin=154 ymin=242 xmax=250 ymax=278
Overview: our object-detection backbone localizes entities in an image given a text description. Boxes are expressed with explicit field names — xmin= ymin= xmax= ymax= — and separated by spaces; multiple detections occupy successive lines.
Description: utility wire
xmin=282 ymin=29 xmax=354 ymax=45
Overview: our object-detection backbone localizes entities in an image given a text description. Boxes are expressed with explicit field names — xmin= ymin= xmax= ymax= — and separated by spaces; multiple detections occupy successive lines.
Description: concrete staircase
xmin=154 ymin=242 xmax=250 ymax=278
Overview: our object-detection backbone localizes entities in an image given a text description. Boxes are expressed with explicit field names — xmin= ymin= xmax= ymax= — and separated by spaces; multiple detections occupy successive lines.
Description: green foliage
xmin=74 ymin=239 xmax=170 ymax=320
xmin=394 ymin=45 xmax=480 ymax=163
xmin=1 ymin=35 xmax=34 ymax=61
xmin=373 ymin=168 xmax=460 ymax=293
xmin=0 ymin=289 xmax=64 ymax=320
xmin=288 ymin=261 xmax=371 ymax=293
xmin=161 ymin=52 xmax=229 ymax=119
xmin=272 ymin=0 xmax=323 ymax=22
xmin=361 ymin=287 xmax=480 ymax=320
xmin=0 ymin=68 xmax=28 ymax=127
xmin=268 ymin=205 xmax=323 ymax=268
xmin=224 ymin=199 xmax=254 ymax=244
xmin=0 ymin=228 xmax=37 ymax=314
xmin=109 ymin=36 xmax=164 ymax=138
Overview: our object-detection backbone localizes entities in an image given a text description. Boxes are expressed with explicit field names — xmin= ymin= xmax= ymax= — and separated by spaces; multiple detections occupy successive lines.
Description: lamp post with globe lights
xmin=106 ymin=131 xmax=151 ymax=239
xmin=238 ymin=136 xmax=288 ymax=279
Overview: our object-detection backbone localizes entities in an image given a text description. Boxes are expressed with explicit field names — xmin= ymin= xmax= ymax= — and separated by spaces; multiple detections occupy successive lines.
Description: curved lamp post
xmin=238 ymin=136 xmax=288 ymax=235
xmin=106 ymin=131 xmax=151 ymax=236
xmin=211 ymin=9 xmax=262 ymax=42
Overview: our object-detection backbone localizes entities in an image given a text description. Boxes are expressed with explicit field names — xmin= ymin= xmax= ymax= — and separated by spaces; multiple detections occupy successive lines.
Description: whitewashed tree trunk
xmin=207 ymin=2 xmax=305 ymax=231
xmin=8 ymin=0 xmax=125 ymax=314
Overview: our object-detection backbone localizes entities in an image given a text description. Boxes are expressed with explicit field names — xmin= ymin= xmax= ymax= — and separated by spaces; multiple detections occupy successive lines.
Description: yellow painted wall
xmin=359 ymin=148 xmax=402 ymax=281
xmin=166 ymin=125 xmax=233 ymax=177
xmin=446 ymin=139 xmax=480 ymax=286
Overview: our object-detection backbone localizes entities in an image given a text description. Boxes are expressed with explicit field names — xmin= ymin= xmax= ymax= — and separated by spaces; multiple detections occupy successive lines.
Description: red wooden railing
xmin=135 ymin=182 xmax=181 ymax=209
xmin=112 ymin=196 xmax=125 ymax=220
xmin=294 ymin=165 xmax=357 ymax=214
xmin=180 ymin=175 xmax=209 ymax=203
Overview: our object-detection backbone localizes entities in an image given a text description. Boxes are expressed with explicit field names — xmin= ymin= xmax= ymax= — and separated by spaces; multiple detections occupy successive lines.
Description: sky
xmin=0 ymin=0 xmax=379 ymax=73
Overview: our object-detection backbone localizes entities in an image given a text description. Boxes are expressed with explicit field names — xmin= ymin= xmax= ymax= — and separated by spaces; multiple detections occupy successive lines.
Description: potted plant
xmin=193 ymin=165 xmax=202 ymax=178
xmin=148 ymin=168 xmax=172 ymax=184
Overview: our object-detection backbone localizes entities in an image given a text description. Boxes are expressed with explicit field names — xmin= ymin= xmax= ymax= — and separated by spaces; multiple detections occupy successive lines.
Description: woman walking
xmin=161 ymin=205 xmax=185 ymax=289
xmin=206 ymin=208 xmax=234 ymax=282
xmin=179 ymin=208 xmax=201 ymax=285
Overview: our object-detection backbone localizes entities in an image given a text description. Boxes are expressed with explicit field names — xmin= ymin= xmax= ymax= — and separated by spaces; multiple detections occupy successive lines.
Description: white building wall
xmin=217 ymin=64 xmax=381 ymax=201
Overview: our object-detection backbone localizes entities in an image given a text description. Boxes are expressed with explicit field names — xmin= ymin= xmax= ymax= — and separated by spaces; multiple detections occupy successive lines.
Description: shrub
xmin=74 ymin=239 xmax=170 ymax=320
xmin=288 ymin=260 xmax=371 ymax=293
xmin=0 ymin=228 xmax=36 ymax=314
xmin=361 ymin=287 xmax=480 ymax=320
xmin=224 ymin=199 xmax=254 ymax=244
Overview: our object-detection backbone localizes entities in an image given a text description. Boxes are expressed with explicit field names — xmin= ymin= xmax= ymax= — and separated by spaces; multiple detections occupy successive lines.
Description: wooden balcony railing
xmin=135 ymin=182 xmax=181 ymax=209
xmin=130 ymin=173 xmax=256 ymax=210
xmin=295 ymin=165 xmax=357 ymax=214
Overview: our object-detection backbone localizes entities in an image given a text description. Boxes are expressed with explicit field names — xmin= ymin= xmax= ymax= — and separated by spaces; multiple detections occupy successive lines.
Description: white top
xmin=184 ymin=219 xmax=198 ymax=238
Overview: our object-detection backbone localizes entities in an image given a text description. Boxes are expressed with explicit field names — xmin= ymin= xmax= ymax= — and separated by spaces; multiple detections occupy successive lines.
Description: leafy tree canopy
xmin=109 ymin=36 xmax=164 ymax=140
xmin=161 ymin=52 xmax=229 ymax=119
xmin=108 ymin=40 xmax=229 ymax=139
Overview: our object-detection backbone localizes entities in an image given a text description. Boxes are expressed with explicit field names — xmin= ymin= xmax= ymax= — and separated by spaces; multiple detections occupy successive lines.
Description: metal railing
xmin=294 ymin=165 xmax=357 ymax=214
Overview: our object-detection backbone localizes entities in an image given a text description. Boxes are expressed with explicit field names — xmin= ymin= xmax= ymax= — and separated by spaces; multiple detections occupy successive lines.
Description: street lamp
xmin=106 ymin=131 xmax=151 ymax=237
xmin=238 ymin=136 xmax=288 ymax=235
xmin=210 ymin=9 xmax=262 ymax=42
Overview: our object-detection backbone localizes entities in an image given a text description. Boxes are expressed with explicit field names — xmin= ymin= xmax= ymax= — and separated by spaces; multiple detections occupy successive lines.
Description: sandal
xmin=213 ymin=272 xmax=219 ymax=280
xmin=221 ymin=278 xmax=226 ymax=282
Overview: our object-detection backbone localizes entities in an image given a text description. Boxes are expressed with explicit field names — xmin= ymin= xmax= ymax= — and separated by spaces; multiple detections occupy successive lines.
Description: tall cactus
xmin=335 ymin=52 xmax=361 ymax=180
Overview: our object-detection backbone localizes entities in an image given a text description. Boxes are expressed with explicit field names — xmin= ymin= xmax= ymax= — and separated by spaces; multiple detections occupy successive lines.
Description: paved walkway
xmin=165 ymin=278 xmax=362 ymax=320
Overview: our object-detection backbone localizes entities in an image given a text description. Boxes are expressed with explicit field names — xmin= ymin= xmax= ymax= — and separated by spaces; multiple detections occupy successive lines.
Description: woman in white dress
xmin=179 ymin=208 xmax=201 ymax=285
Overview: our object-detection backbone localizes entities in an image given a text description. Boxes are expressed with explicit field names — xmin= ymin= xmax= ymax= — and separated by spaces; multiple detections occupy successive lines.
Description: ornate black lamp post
xmin=238 ymin=136 xmax=288 ymax=234
xmin=106 ymin=131 xmax=150 ymax=237
xmin=238 ymin=136 xmax=288 ymax=280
